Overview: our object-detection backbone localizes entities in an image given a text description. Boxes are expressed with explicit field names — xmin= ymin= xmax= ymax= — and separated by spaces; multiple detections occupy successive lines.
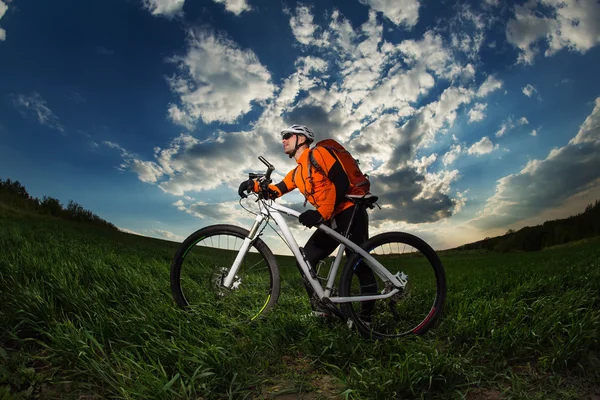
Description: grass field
xmin=1 ymin=204 xmax=599 ymax=399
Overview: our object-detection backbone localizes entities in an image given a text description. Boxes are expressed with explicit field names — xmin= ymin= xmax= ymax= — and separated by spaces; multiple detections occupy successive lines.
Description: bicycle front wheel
xmin=339 ymin=232 xmax=446 ymax=339
xmin=170 ymin=224 xmax=280 ymax=323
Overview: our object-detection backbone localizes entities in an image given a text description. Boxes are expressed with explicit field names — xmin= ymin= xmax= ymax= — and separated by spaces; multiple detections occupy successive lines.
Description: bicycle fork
xmin=221 ymin=213 xmax=264 ymax=288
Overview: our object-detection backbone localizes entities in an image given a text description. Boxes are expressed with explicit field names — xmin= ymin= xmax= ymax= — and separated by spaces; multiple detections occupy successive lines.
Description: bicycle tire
xmin=339 ymin=231 xmax=446 ymax=340
xmin=170 ymin=224 xmax=280 ymax=323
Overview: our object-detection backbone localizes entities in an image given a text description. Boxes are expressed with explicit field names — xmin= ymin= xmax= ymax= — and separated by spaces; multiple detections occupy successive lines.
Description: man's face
xmin=282 ymin=132 xmax=305 ymax=155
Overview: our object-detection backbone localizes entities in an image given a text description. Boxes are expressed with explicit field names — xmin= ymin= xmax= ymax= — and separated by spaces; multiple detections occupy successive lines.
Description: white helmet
xmin=280 ymin=124 xmax=315 ymax=142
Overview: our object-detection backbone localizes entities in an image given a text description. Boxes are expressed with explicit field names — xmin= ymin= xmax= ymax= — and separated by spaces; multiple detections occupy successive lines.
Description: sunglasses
xmin=281 ymin=132 xmax=295 ymax=140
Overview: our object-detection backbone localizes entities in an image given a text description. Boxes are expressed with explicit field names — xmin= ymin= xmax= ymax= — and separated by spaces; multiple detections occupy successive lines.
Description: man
xmin=238 ymin=124 xmax=375 ymax=317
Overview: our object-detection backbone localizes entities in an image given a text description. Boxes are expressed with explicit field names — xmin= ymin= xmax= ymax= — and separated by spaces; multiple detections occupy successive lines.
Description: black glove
xmin=266 ymin=188 xmax=279 ymax=200
xmin=238 ymin=179 xmax=254 ymax=198
xmin=299 ymin=210 xmax=323 ymax=228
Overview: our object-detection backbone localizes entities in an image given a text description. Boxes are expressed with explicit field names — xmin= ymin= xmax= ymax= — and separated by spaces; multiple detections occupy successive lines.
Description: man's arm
xmin=251 ymin=168 xmax=297 ymax=197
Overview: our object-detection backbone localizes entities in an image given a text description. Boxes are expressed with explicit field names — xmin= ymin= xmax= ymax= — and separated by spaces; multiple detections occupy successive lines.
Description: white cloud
xmin=281 ymin=10 xmax=466 ymax=150
xmin=118 ymin=227 xmax=144 ymax=236
xmin=460 ymin=64 xmax=476 ymax=81
xmin=212 ymin=0 xmax=251 ymax=15
xmin=419 ymin=169 xmax=460 ymax=199
xmin=495 ymin=126 xmax=508 ymax=139
xmin=0 ymin=0 xmax=7 ymax=41
xmin=495 ymin=116 xmax=529 ymax=137
xmin=12 ymin=92 xmax=65 ymax=133
xmin=410 ymin=153 xmax=437 ymax=175
xmin=467 ymin=136 xmax=495 ymax=155
xmin=495 ymin=117 xmax=515 ymax=137
xmin=129 ymin=159 xmax=165 ymax=184
xmin=506 ymin=0 xmax=600 ymax=64
xmin=448 ymin=4 xmax=491 ymax=60
xmin=151 ymin=229 xmax=185 ymax=242
xmin=103 ymin=128 xmax=283 ymax=196
xmin=142 ymin=0 xmax=185 ymax=17
xmin=326 ymin=9 xmax=357 ymax=54
xmin=476 ymin=75 xmax=503 ymax=97
xmin=356 ymin=86 xmax=474 ymax=173
xmin=289 ymin=5 xmax=321 ymax=46
xmin=453 ymin=190 xmax=469 ymax=214
xmin=103 ymin=140 xmax=130 ymax=155
xmin=471 ymin=97 xmax=600 ymax=230
xmin=345 ymin=28 xmax=463 ymax=125
xmin=359 ymin=0 xmax=420 ymax=28
xmin=468 ymin=102 xmax=487 ymax=123
xmin=174 ymin=198 xmax=261 ymax=226
xmin=167 ymin=29 xmax=275 ymax=126
xmin=167 ymin=104 xmax=194 ymax=129
xmin=442 ymin=143 xmax=463 ymax=165
xmin=522 ymin=83 xmax=537 ymax=97
xmin=531 ymin=129 xmax=538 ymax=136
xmin=104 ymin=141 xmax=165 ymax=183
xmin=570 ymin=98 xmax=600 ymax=145
xmin=398 ymin=31 xmax=453 ymax=77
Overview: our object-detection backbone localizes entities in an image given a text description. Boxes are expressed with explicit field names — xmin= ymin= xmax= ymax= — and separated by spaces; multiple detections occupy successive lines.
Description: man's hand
xmin=266 ymin=188 xmax=279 ymax=200
xmin=238 ymin=179 xmax=254 ymax=198
xmin=299 ymin=210 xmax=323 ymax=228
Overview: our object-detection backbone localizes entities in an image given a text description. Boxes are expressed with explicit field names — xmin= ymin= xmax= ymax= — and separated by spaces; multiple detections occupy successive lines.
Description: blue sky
xmin=1 ymin=0 xmax=599 ymax=254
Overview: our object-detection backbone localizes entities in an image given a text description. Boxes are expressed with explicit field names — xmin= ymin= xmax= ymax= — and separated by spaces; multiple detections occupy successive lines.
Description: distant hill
xmin=454 ymin=200 xmax=600 ymax=252
xmin=0 ymin=178 xmax=118 ymax=231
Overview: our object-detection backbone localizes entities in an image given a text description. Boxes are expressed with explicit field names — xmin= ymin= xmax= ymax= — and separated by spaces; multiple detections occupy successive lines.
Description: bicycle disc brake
xmin=212 ymin=267 xmax=242 ymax=296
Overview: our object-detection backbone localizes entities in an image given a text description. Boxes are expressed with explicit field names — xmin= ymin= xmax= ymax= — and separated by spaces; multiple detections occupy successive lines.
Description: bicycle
xmin=170 ymin=156 xmax=447 ymax=340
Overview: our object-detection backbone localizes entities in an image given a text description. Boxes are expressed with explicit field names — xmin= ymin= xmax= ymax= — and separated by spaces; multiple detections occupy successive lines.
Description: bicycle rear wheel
xmin=170 ymin=224 xmax=280 ymax=323
xmin=339 ymin=232 xmax=446 ymax=339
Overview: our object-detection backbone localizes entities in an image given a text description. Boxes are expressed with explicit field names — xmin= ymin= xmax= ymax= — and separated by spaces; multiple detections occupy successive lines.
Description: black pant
xmin=299 ymin=205 xmax=377 ymax=314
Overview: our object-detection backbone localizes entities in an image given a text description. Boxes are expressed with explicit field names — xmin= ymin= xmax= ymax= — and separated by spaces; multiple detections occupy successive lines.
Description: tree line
xmin=0 ymin=178 xmax=118 ymax=231
xmin=455 ymin=200 xmax=600 ymax=252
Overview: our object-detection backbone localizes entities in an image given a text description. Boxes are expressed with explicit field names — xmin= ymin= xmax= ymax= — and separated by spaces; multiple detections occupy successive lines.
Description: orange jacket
xmin=254 ymin=147 xmax=353 ymax=220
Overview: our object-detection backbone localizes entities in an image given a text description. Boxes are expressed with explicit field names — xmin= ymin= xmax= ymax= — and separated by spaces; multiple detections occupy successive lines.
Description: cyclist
xmin=238 ymin=124 xmax=376 ymax=318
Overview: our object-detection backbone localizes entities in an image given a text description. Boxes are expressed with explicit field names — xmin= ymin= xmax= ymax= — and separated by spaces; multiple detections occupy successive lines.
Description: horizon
xmin=1 ymin=175 xmax=597 ymax=253
xmin=1 ymin=0 xmax=599 ymax=255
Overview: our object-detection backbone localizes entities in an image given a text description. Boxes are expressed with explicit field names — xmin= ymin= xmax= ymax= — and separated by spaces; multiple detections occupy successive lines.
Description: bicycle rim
xmin=341 ymin=232 xmax=446 ymax=339
xmin=173 ymin=229 xmax=278 ymax=324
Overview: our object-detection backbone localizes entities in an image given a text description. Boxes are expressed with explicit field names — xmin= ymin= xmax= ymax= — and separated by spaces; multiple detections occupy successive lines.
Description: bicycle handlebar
xmin=258 ymin=156 xmax=275 ymax=181
xmin=247 ymin=156 xmax=276 ymax=200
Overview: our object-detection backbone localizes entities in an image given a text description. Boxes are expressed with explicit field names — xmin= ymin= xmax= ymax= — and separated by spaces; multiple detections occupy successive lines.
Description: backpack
xmin=301 ymin=139 xmax=371 ymax=196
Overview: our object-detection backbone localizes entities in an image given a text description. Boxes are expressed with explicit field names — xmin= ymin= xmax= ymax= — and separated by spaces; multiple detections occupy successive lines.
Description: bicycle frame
xmin=222 ymin=197 xmax=406 ymax=304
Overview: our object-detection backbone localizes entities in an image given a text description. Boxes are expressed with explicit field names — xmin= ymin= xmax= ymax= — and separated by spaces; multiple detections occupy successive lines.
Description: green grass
xmin=1 ymin=204 xmax=599 ymax=399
